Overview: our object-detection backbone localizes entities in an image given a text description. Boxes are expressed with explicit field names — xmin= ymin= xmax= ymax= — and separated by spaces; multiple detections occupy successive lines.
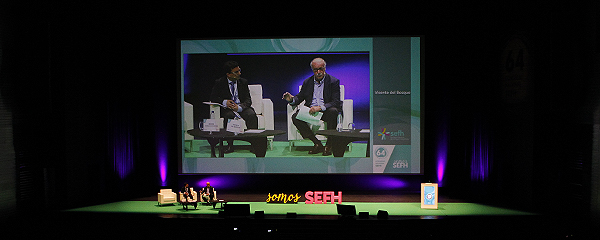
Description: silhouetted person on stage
xmin=201 ymin=182 xmax=215 ymax=203
xmin=181 ymin=183 xmax=193 ymax=201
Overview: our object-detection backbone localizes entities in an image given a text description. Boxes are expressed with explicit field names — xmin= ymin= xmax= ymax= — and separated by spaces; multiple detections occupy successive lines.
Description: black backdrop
xmin=1 ymin=2 xmax=599 ymax=222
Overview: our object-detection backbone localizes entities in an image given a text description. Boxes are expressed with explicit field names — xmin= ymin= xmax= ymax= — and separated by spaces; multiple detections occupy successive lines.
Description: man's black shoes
xmin=223 ymin=145 xmax=235 ymax=154
xmin=322 ymin=146 xmax=332 ymax=156
xmin=308 ymin=145 xmax=324 ymax=154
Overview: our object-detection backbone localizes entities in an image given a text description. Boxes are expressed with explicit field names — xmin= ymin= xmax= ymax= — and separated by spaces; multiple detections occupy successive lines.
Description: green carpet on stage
xmin=65 ymin=201 xmax=535 ymax=217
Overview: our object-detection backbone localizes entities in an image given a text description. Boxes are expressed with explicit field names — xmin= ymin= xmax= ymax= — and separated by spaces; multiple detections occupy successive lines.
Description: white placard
xmin=226 ymin=119 xmax=244 ymax=134
xmin=202 ymin=119 xmax=219 ymax=132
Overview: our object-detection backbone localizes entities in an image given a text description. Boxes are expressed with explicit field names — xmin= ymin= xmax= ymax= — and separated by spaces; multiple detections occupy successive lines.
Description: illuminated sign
xmin=304 ymin=191 xmax=342 ymax=204
xmin=265 ymin=191 xmax=343 ymax=204
xmin=266 ymin=193 xmax=302 ymax=204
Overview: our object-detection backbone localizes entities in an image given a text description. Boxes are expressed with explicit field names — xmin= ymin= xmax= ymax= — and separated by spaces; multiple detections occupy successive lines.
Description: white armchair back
xmin=179 ymin=188 xmax=198 ymax=202
xmin=158 ymin=189 xmax=177 ymax=206
xmin=208 ymin=84 xmax=274 ymax=131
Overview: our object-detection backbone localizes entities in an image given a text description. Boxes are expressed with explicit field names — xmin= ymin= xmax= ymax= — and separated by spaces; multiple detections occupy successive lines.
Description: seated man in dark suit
xmin=210 ymin=61 xmax=259 ymax=153
xmin=180 ymin=182 xmax=196 ymax=209
xmin=200 ymin=182 xmax=215 ymax=204
xmin=180 ymin=182 xmax=194 ymax=202
xmin=283 ymin=58 xmax=341 ymax=156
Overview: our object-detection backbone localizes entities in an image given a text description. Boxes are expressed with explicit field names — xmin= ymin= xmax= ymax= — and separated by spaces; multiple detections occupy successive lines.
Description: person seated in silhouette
xmin=180 ymin=182 xmax=197 ymax=209
xmin=200 ymin=182 xmax=215 ymax=204
xmin=180 ymin=182 xmax=194 ymax=202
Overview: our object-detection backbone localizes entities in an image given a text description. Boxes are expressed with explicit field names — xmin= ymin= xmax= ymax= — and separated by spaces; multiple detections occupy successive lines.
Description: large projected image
xmin=180 ymin=37 xmax=421 ymax=174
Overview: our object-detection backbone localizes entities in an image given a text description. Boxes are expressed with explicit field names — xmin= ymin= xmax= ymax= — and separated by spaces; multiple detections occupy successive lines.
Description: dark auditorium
xmin=1 ymin=2 xmax=599 ymax=239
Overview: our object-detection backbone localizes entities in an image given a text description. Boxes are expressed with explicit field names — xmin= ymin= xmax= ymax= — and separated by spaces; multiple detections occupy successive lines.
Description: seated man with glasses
xmin=282 ymin=58 xmax=341 ymax=156
xmin=210 ymin=61 xmax=259 ymax=153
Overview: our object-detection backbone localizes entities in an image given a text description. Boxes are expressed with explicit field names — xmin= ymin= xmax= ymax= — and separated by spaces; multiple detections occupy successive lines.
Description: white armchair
xmin=179 ymin=188 xmax=198 ymax=202
xmin=179 ymin=188 xmax=198 ymax=209
xmin=183 ymin=101 xmax=194 ymax=152
xmin=157 ymin=189 xmax=177 ymax=206
xmin=209 ymin=84 xmax=275 ymax=149
xmin=287 ymin=85 xmax=354 ymax=151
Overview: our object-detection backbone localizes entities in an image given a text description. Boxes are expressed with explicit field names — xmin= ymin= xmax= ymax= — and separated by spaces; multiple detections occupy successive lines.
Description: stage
xmin=9 ymin=193 xmax=591 ymax=239
xmin=63 ymin=200 xmax=535 ymax=217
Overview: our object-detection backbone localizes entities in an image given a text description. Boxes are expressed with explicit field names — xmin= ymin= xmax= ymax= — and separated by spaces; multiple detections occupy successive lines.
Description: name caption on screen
xmin=374 ymin=90 xmax=411 ymax=95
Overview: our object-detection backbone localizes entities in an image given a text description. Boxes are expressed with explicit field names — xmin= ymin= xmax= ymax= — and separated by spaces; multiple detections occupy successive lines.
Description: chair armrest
xmin=261 ymin=99 xmax=274 ymax=130
xmin=342 ymin=99 xmax=353 ymax=129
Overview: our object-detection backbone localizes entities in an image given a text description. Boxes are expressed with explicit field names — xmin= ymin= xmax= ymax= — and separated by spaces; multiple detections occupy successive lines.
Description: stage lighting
xmin=377 ymin=210 xmax=388 ymax=219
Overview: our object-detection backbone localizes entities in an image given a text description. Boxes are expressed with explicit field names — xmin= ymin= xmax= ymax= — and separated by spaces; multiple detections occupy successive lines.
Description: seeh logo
xmin=305 ymin=191 xmax=342 ymax=204
xmin=393 ymin=159 xmax=409 ymax=169
xmin=377 ymin=128 xmax=405 ymax=140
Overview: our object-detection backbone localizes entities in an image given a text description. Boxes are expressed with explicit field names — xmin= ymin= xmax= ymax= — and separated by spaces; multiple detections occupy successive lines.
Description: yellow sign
xmin=266 ymin=193 xmax=301 ymax=204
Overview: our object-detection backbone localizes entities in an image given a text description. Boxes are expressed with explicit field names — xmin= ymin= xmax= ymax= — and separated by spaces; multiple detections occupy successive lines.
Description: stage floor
xmin=8 ymin=193 xmax=592 ymax=239
xmin=64 ymin=199 xmax=535 ymax=217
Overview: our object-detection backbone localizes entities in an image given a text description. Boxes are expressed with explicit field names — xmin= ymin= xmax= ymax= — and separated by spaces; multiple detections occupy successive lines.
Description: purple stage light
xmin=436 ymin=126 xmax=448 ymax=187
xmin=470 ymin=124 xmax=490 ymax=182
xmin=356 ymin=176 xmax=407 ymax=190
xmin=327 ymin=59 xmax=370 ymax=109
xmin=113 ymin=134 xmax=133 ymax=179
xmin=374 ymin=176 xmax=408 ymax=189
xmin=157 ymin=139 xmax=168 ymax=186
xmin=194 ymin=175 xmax=241 ymax=189
xmin=183 ymin=54 xmax=190 ymax=95
xmin=436 ymin=159 xmax=446 ymax=187
xmin=159 ymin=160 xmax=167 ymax=186
xmin=111 ymin=114 xmax=134 ymax=180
